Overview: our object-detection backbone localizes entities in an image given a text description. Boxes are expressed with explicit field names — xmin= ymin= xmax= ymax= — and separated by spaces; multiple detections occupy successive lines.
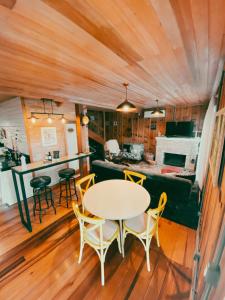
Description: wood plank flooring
xmin=0 ymin=186 xmax=75 ymax=262
xmin=0 ymin=200 xmax=196 ymax=300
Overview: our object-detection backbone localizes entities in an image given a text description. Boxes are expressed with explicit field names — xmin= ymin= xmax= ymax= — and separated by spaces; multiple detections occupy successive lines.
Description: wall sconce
xmin=81 ymin=113 xmax=90 ymax=126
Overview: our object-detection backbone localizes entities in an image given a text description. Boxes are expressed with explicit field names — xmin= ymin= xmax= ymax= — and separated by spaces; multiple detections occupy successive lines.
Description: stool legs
xmin=72 ymin=177 xmax=78 ymax=199
xmin=59 ymin=177 xmax=78 ymax=207
xmin=44 ymin=187 xmax=50 ymax=208
xmin=33 ymin=186 xmax=56 ymax=223
xmin=49 ymin=188 xmax=56 ymax=214
xmin=65 ymin=179 xmax=69 ymax=208
xmin=37 ymin=190 xmax=42 ymax=223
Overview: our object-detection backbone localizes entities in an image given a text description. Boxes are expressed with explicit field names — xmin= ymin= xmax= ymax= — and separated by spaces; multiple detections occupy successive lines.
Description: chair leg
xmin=146 ymin=247 xmax=150 ymax=272
xmin=122 ymin=227 xmax=126 ymax=256
xmin=117 ymin=236 xmax=122 ymax=254
xmin=156 ymin=224 xmax=160 ymax=247
xmin=100 ymin=254 xmax=105 ymax=286
xmin=78 ymin=231 xmax=84 ymax=264
xmin=146 ymin=238 xmax=152 ymax=272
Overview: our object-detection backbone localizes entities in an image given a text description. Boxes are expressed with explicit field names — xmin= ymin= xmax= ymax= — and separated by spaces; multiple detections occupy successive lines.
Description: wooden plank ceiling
xmin=0 ymin=0 xmax=225 ymax=109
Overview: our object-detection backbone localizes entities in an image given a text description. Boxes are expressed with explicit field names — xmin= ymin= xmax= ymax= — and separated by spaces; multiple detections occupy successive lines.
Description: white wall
xmin=0 ymin=97 xmax=29 ymax=154
xmin=196 ymin=97 xmax=217 ymax=189
xmin=65 ymin=123 xmax=79 ymax=171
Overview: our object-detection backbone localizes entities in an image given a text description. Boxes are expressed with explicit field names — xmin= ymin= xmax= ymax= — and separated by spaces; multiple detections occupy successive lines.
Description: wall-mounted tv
xmin=166 ymin=121 xmax=194 ymax=137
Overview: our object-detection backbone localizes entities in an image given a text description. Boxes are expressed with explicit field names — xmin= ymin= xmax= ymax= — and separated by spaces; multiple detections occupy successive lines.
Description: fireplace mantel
xmin=155 ymin=136 xmax=201 ymax=170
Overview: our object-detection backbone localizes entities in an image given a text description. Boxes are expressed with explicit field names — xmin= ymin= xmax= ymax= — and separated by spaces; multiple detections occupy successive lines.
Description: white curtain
xmin=196 ymin=97 xmax=217 ymax=189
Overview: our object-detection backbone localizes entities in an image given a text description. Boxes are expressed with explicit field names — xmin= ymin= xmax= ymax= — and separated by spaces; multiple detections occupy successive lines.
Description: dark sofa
xmin=91 ymin=160 xmax=199 ymax=229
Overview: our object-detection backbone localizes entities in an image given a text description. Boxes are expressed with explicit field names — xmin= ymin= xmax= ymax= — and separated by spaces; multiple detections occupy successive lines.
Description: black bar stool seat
xmin=58 ymin=168 xmax=75 ymax=179
xmin=30 ymin=176 xmax=51 ymax=189
xmin=30 ymin=175 xmax=56 ymax=223
xmin=58 ymin=168 xmax=78 ymax=207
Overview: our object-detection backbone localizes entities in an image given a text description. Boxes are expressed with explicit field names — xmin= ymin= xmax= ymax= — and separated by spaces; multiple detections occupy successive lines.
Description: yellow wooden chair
xmin=72 ymin=202 xmax=121 ymax=286
xmin=122 ymin=192 xmax=167 ymax=271
xmin=76 ymin=173 xmax=95 ymax=212
xmin=123 ymin=170 xmax=146 ymax=186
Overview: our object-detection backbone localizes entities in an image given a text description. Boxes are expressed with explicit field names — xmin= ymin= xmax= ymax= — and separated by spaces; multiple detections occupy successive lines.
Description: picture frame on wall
xmin=209 ymin=109 xmax=225 ymax=187
xmin=41 ymin=127 xmax=57 ymax=147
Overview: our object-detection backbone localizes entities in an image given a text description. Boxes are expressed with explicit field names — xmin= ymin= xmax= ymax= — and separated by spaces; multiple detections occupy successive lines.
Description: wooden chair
xmin=122 ymin=192 xmax=167 ymax=271
xmin=123 ymin=170 xmax=146 ymax=186
xmin=72 ymin=202 xmax=121 ymax=286
xmin=76 ymin=173 xmax=95 ymax=212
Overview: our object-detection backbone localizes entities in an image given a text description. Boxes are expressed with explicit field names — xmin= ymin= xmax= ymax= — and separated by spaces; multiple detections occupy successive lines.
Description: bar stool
xmin=58 ymin=168 xmax=78 ymax=208
xmin=30 ymin=176 xmax=56 ymax=223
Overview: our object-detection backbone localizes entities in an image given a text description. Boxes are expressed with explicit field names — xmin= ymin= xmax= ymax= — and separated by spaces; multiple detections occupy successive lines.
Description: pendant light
xmin=28 ymin=99 xmax=67 ymax=123
xmin=116 ymin=83 xmax=137 ymax=113
xmin=151 ymin=100 xmax=164 ymax=117
xmin=28 ymin=113 xmax=38 ymax=124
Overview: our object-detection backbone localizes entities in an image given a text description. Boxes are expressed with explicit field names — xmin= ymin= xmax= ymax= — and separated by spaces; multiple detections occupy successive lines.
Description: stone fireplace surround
xmin=155 ymin=137 xmax=201 ymax=170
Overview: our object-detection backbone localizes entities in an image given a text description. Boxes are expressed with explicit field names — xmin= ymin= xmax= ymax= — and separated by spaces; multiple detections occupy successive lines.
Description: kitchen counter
xmin=12 ymin=152 xmax=91 ymax=174
xmin=12 ymin=152 xmax=92 ymax=232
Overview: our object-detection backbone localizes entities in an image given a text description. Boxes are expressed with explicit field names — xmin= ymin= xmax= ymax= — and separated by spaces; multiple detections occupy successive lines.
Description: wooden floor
xmin=0 ymin=186 xmax=75 ymax=260
xmin=0 ymin=192 xmax=196 ymax=300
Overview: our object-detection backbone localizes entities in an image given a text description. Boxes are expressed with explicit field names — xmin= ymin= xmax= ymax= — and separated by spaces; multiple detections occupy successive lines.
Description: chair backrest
xmin=72 ymin=202 xmax=105 ymax=247
xmin=124 ymin=170 xmax=147 ymax=186
xmin=104 ymin=139 xmax=120 ymax=155
xmin=146 ymin=192 xmax=167 ymax=235
xmin=76 ymin=173 xmax=96 ymax=200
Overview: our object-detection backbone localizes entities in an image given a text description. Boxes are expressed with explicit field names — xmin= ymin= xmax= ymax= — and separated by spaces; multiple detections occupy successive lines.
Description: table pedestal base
xmin=119 ymin=220 xmax=124 ymax=257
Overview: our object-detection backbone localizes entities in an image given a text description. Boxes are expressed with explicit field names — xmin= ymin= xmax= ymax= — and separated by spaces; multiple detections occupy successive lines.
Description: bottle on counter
xmin=21 ymin=155 xmax=27 ymax=170
xmin=48 ymin=151 xmax=52 ymax=161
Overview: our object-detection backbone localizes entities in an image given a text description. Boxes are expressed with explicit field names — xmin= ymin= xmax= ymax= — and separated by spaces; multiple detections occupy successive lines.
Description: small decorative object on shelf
xmin=48 ymin=152 xmax=52 ymax=161
xmin=53 ymin=150 xmax=60 ymax=159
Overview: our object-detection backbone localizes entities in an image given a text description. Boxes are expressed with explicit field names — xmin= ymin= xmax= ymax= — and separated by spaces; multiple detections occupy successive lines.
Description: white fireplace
xmin=155 ymin=137 xmax=201 ymax=170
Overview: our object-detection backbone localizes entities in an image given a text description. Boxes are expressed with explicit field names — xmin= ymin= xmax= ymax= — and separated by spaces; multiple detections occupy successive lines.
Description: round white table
xmin=83 ymin=179 xmax=150 ymax=256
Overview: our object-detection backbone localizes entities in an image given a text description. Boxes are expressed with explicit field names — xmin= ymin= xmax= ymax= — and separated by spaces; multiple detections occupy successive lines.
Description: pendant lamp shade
xmin=151 ymin=100 xmax=164 ymax=117
xmin=116 ymin=83 xmax=137 ymax=113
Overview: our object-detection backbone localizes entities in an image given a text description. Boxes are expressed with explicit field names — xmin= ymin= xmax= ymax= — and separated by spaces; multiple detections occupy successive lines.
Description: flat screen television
xmin=166 ymin=121 xmax=194 ymax=137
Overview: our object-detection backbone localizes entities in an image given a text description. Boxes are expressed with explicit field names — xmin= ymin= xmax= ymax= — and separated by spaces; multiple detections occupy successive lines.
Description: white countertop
xmin=12 ymin=153 xmax=91 ymax=173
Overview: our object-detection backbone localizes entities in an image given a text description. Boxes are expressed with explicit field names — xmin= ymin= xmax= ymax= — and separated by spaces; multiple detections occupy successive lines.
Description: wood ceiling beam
xmin=0 ymin=0 xmax=16 ymax=9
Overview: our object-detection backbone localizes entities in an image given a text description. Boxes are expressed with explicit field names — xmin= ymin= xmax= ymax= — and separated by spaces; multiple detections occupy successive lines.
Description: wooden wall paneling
xmin=196 ymin=68 xmax=225 ymax=298
xmin=88 ymin=104 xmax=207 ymax=154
